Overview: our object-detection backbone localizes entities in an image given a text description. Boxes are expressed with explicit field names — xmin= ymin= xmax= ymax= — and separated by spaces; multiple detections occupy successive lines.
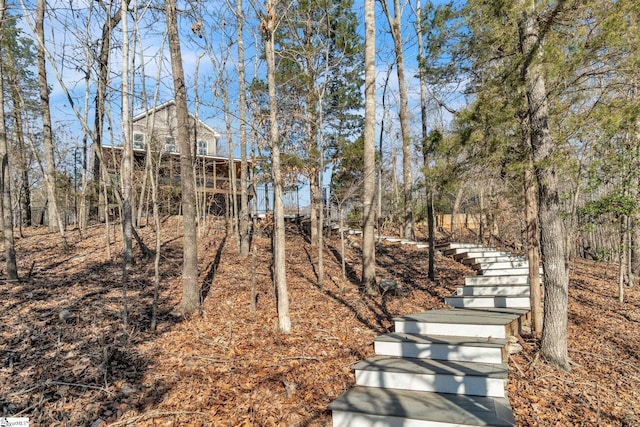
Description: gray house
xmin=131 ymin=100 xmax=221 ymax=156
xmin=102 ymin=100 xmax=245 ymax=215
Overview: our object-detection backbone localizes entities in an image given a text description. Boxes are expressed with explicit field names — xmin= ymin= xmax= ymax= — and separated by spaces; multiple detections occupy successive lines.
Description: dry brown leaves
xmin=1 ymin=219 xmax=638 ymax=426
xmin=508 ymin=258 xmax=640 ymax=427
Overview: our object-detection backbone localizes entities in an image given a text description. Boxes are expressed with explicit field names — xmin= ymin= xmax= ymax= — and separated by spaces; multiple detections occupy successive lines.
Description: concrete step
xmin=437 ymin=242 xmax=485 ymax=250
xmin=457 ymin=285 xmax=530 ymax=296
xmin=444 ymin=246 xmax=491 ymax=256
xmin=393 ymin=309 xmax=523 ymax=339
xmin=473 ymin=261 xmax=529 ymax=270
xmin=479 ymin=267 xmax=542 ymax=276
xmin=330 ymin=386 xmax=516 ymax=427
xmin=400 ymin=240 xmax=419 ymax=245
xmin=384 ymin=237 xmax=403 ymax=242
xmin=374 ymin=333 xmax=507 ymax=364
xmin=445 ymin=295 xmax=531 ymax=309
xmin=454 ymin=251 xmax=511 ymax=261
xmin=465 ymin=275 xmax=531 ymax=286
xmin=354 ymin=356 xmax=508 ymax=397
xmin=462 ymin=256 xmax=526 ymax=265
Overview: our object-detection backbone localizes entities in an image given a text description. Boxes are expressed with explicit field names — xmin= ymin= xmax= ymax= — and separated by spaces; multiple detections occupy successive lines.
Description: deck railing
xmin=158 ymin=176 xmax=243 ymax=192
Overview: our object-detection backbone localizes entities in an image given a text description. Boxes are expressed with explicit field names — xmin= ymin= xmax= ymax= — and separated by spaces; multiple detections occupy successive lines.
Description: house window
xmin=164 ymin=137 xmax=177 ymax=153
xmin=133 ymin=132 xmax=145 ymax=149
xmin=197 ymin=140 xmax=208 ymax=156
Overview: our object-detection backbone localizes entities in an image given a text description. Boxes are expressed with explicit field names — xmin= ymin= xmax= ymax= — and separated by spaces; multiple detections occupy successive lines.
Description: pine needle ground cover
xmin=1 ymin=219 xmax=638 ymax=426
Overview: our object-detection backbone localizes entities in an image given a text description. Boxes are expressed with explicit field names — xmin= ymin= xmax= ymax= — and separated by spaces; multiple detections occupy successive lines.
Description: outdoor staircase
xmin=329 ymin=241 xmax=536 ymax=426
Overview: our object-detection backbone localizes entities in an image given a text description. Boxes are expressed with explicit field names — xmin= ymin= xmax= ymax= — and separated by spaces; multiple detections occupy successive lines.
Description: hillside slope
xmin=0 ymin=219 xmax=638 ymax=426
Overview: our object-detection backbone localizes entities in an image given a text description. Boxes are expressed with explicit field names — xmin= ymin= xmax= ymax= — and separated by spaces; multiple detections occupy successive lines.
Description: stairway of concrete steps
xmin=329 ymin=240 xmax=535 ymax=427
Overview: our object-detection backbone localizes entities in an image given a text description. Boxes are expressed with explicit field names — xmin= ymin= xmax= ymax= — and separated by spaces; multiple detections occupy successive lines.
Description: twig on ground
xmin=509 ymin=355 xmax=526 ymax=377
xmin=194 ymin=356 xmax=246 ymax=363
xmin=280 ymin=356 xmax=320 ymax=362
xmin=9 ymin=384 xmax=41 ymax=396
xmin=44 ymin=380 xmax=113 ymax=395
xmin=15 ymin=395 xmax=49 ymax=416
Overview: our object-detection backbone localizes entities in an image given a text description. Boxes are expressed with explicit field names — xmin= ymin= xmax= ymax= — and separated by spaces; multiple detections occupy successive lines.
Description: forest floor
xmin=1 ymin=217 xmax=639 ymax=426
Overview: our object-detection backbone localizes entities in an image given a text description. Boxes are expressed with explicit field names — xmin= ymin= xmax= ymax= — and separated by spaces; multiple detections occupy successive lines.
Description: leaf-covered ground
xmin=0 ymin=218 xmax=638 ymax=426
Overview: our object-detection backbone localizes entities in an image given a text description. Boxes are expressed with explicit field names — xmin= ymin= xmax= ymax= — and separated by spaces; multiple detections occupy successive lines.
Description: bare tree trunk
xmin=149 ymin=144 xmax=162 ymax=331
xmin=381 ymin=0 xmax=414 ymax=241
xmin=451 ymin=187 xmax=463 ymax=240
xmin=378 ymin=65 xmax=393 ymax=242
xmin=310 ymin=170 xmax=319 ymax=245
xmin=632 ymin=216 xmax=640 ymax=281
xmin=79 ymin=56 xmax=91 ymax=230
xmin=309 ymin=107 xmax=318 ymax=245
xmin=340 ymin=207 xmax=346 ymax=290
xmin=263 ymin=0 xmax=291 ymax=333
xmin=236 ymin=0 xmax=250 ymax=257
xmin=36 ymin=0 xmax=65 ymax=242
xmin=223 ymin=72 xmax=240 ymax=248
xmin=362 ymin=0 xmax=377 ymax=291
xmin=618 ymin=215 xmax=626 ymax=303
xmin=317 ymin=168 xmax=324 ymax=288
xmin=135 ymin=157 xmax=150 ymax=228
xmin=145 ymin=122 xmax=162 ymax=328
xmin=119 ymin=0 xmax=133 ymax=330
xmin=427 ymin=192 xmax=435 ymax=280
xmin=166 ymin=0 xmax=200 ymax=315
xmin=93 ymin=2 xmax=123 ymax=222
xmin=391 ymin=150 xmax=399 ymax=232
xmin=521 ymin=6 xmax=570 ymax=371
xmin=525 ymin=152 xmax=543 ymax=334
xmin=0 ymin=5 xmax=19 ymax=281
xmin=478 ymin=188 xmax=485 ymax=245
xmin=92 ymin=142 xmax=114 ymax=258
xmin=414 ymin=1 xmax=435 ymax=280
xmin=627 ymin=216 xmax=638 ymax=288
xmin=151 ymin=180 xmax=161 ymax=330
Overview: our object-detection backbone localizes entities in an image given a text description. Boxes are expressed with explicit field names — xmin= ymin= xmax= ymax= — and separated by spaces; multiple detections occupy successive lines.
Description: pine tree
xmin=272 ymin=0 xmax=363 ymax=247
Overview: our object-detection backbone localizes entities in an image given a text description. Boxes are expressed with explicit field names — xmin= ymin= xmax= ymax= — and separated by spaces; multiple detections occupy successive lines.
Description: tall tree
xmin=272 ymin=0 xmax=363 ymax=255
xmin=0 ymin=0 xmax=18 ymax=281
xmin=519 ymin=1 xmax=570 ymax=370
xmin=361 ymin=0 xmax=376 ymax=290
xmin=263 ymin=0 xmax=291 ymax=333
xmin=414 ymin=0 xmax=435 ymax=279
xmin=166 ymin=0 xmax=200 ymax=315
xmin=35 ymin=0 xmax=65 ymax=240
xmin=460 ymin=0 xmax=573 ymax=368
xmin=120 ymin=0 xmax=133 ymax=328
xmin=235 ymin=0 xmax=250 ymax=257
xmin=381 ymin=0 xmax=414 ymax=241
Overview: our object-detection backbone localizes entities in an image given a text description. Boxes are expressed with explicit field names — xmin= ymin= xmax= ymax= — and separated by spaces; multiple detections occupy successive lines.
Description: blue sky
xmin=19 ymin=0 xmax=463 ymax=207
xmin=31 ymin=0 xmax=462 ymax=139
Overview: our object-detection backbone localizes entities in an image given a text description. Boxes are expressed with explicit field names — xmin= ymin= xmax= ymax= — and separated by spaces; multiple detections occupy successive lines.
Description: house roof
xmin=132 ymin=100 xmax=221 ymax=139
